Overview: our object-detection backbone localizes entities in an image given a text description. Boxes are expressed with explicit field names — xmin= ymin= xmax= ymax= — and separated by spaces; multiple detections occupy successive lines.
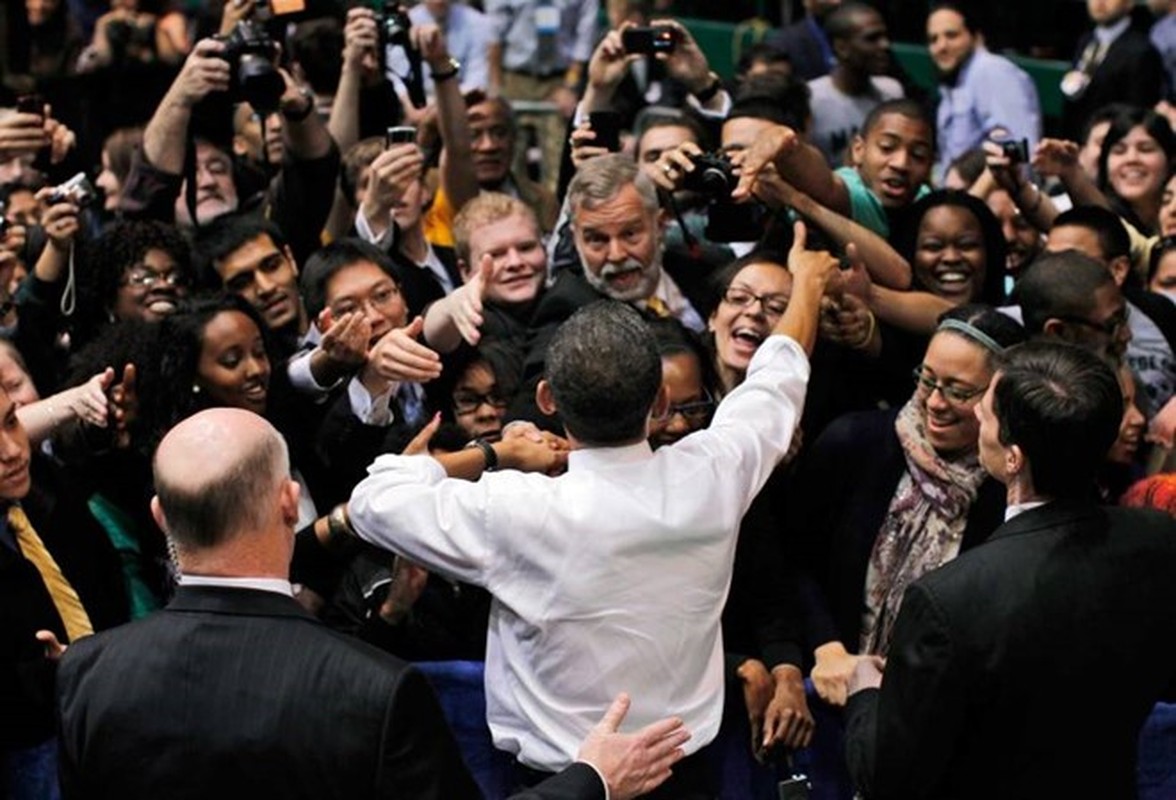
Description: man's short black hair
xmin=860 ymin=98 xmax=934 ymax=143
xmin=544 ymin=301 xmax=662 ymax=445
xmin=993 ymin=340 xmax=1122 ymax=499
xmin=928 ymin=1 xmax=984 ymax=34
xmin=1013 ymin=250 xmax=1114 ymax=335
xmin=300 ymin=238 xmax=402 ymax=321
xmin=1051 ymin=205 xmax=1132 ymax=263
xmin=729 ymin=74 xmax=812 ymax=131
xmin=825 ymin=2 xmax=882 ymax=43
xmin=194 ymin=212 xmax=290 ymax=289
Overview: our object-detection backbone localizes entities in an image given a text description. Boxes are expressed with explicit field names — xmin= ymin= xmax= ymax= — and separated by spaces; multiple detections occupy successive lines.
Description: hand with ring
xmin=650 ymin=141 xmax=703 ymax=192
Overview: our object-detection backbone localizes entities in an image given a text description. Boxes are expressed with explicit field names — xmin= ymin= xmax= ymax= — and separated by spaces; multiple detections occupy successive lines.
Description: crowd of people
xmin=3 ymin=0 xmax=1176 ymax=798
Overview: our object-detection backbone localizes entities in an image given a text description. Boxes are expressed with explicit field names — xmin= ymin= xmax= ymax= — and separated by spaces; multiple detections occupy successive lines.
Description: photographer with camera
xmin=125 ymin=24 xmax=338 ymax=268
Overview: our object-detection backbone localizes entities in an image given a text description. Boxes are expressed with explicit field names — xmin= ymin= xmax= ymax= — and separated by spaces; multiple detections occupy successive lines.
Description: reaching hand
xmin=1031 ymin=137 xmax=1080 ymax=180
xmin=810 ymin=641 xmax=864 ymax=707
xmin=377 ymin=556 xmax=429 ymax=625
xmin=64 ymin=368 xmax=115 ymax=428
xmin=364 ymin=317 xmax=443 ymax=388
xmin=318 ymin=309 xmax=373 ymax=373
xmin=761 ymin=666 xmax=815 ymax=753
xmin=847 ymin=654 xmax=886 ymax=696
xmin=731 ymin=125 xmax=802 ymax=202
xmin=786 ymin=221 xmax=840 ymax=286
xmin=495 ymin=428 xmax=570 ymax=475
xmin=736 ymin=659 xmax=773 ymax=756
xmin=402 ymin=412 xmax=443 ymax=455
xmin=576 ymin=693 xmax=692 ymax=800
xmin=108 ymin=363 xmax=138 ymax=449
xmin=449 ymin=255 xmax=491 ymax=345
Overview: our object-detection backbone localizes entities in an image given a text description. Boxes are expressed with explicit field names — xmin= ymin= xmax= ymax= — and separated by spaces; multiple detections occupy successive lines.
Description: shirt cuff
xmin=355 ymin=207 xmax=396 ymax=250
xmin=286 ymin=347 xmax=343 ymax=397
xmin=347 ymin=376 xmax=397 ymax=426
xmin=686 ymin=89 xmax=732 ymax=119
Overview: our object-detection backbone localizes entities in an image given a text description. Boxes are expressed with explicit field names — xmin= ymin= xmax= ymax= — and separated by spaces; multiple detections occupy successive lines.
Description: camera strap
xmin=183 ymin=129 xmax=200 ymax=230
xmin=662 ymin=189 xmax=701 ymax=261
xmin=60 ymin=241 xmax=77 ymax=317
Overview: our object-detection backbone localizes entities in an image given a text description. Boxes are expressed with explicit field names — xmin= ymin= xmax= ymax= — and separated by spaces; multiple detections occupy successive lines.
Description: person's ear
xmin=1109 ymin=256 xmax=1130 ymax=287
xmin=850 ymin=134 xmax=866 ymax=167
xmin=278 ymin=479 xmax=301 ymax=527
xmin=150 ymin=495 xmax=169 ymax=534
xmin=458 ymin=258 xmax=472 ymax=283
xmin=1042 ymin=317 xmax=1067 ymax=338
xmin=536 ymin=379 xmax=558 ymax=417
xmin=650 ymin=382 xmax=670 ymax=420
xmin=1006 ymin=442 xmax=1026 ymax=478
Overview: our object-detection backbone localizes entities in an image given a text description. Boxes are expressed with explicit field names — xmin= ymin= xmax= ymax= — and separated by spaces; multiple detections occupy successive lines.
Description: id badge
xmin=535 ymin=4 xmax=559 ymax=35
xmin=1060 ymin=70 xmax=1091 ymax=100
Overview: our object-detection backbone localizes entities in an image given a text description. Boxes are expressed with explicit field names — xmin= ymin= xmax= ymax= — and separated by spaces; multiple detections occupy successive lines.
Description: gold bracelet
xmin=852 ymin=310 xmax=877 ymax=349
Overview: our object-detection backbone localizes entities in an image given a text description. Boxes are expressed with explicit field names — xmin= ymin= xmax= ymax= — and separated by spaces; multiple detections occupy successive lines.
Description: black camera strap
xmin=661 ymin=188 xmax=702 ymax=261
xmin=183 ymin=128 xmax=200 ymax=230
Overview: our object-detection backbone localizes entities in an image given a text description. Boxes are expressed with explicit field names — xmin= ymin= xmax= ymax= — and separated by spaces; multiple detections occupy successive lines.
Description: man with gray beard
xmin=511 ymin=154 xmax=719 ymax=427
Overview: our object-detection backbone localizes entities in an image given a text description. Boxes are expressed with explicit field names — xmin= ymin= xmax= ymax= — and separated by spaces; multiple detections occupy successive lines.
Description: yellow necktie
xmin=10 ymin=504 xmax=94 ymax=642
xmin=645 ymin=296 xmax=671 ymax=319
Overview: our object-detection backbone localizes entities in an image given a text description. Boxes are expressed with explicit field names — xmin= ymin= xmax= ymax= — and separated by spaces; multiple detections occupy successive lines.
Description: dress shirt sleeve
xmin=347 ymin=376 xmax=396 ymax=426
xmin=462 ymin=10 xmax=493 ymax=91
xmin=355 ymin=205 xmax=397 ymax=251
xmin=976 ymin=55 xmax=1042 ymax=150
xmin=570 ymin=0 xmax=600 ymax=63
xmin=286 ymin=347 xmax=343 ymax=397
xmin=348 ymin=453 xmax=500 ymax=585
xmin=687 ymin=336 xmax=811 ymax=524
xmin=484 ymin=0 xmax=513 ymax=44
xmin=844 ymin=582 xmax=965 ymax=800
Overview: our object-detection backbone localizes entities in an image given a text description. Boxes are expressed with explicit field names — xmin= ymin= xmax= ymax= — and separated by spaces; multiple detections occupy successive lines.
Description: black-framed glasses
xmin=912 ymin=367 xmax=987 ymax=404
xmin=453 ymin=390 xmax=508 ymax=415
xmin=122 ymin=269 xmax=189 ymax=289
xmin=722 ymin=286 xmax=789 ymax=318
xmin=1056 ymin=306 xmax=1130 ymax=338
xmin=654 ymin=390 xmax=716 ymax=424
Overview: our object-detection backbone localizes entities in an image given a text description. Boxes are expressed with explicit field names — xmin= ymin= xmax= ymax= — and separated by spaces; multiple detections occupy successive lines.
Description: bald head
xmin=153 ymin=409 xmax=290 ymax=556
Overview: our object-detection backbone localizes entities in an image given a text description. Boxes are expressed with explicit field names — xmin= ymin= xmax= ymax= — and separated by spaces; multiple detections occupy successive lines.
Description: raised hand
xmin=731 ymin=125 xmax=802 ymax=202
xmin=449 ymin=254 xmax=491 ymax=345
xmin=172 ymin=39 xmax=231 ymax=107
xmin=364 ymin=317 xmax=443 ymax=388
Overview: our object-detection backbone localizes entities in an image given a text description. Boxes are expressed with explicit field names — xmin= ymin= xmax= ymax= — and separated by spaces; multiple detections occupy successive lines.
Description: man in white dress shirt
xmin=346 ymin=221 xmax=840 ymax=797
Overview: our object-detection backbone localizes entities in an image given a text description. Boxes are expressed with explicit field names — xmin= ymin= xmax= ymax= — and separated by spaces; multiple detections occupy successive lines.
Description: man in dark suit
xmin=1 ymin=384 xmax=128 ymax=799
xmin=1061 ymin=0 xmax=1165 ymax=137
xmin=843 ymin=341 xmax=1176 ymax=800
xmin=55 ymin=408 xmax=689 ymax=800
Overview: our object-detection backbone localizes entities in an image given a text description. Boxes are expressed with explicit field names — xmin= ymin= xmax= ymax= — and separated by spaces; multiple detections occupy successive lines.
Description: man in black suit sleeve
xmin=843 ymin=341 xmax=1176 ymax=800
xmin=56 ymin=408 xmax=689 ymax=800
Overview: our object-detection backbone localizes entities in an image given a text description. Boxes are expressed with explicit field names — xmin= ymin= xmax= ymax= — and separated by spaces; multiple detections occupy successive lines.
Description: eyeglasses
xmin=654 ymin=391 xmax=716 ymax=424
xmin=453 ymin=390 xmax=508 ymax=415
xmin=912 ymin=368 xmax=987 ymax=404
xmin=329 ymin=284 xmax=401 ymax=318
xmin=722 ymin=286 xmax=789 ymax=319
xmin=123 ymin=269 xmax=188 ymax=289
xmin=1056 ymin=306 xmax=1130 ymax=338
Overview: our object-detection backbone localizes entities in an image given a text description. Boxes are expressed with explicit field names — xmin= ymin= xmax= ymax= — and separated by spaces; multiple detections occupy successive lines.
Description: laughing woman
xmin=789 ymin=304 xmax=1026 ymax=706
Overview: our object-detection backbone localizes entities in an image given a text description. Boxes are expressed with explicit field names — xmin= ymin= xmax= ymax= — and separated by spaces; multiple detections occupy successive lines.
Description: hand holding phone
xmin=587 ymin=112 xmax=622 ymax=153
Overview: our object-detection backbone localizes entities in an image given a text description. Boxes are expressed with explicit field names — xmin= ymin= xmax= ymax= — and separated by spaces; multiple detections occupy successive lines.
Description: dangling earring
xmin=192 ymin=384 xmax=201 ymax=394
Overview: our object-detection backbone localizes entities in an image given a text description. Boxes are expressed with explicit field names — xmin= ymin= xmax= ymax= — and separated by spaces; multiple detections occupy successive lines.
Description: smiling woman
xmin=791 ymin=303 xmax=1026 ymax=707
xmin=1097 ymin=107 xmax=1176 ymax=236
xmin=707 ymin=252 xmax=793 ymax=395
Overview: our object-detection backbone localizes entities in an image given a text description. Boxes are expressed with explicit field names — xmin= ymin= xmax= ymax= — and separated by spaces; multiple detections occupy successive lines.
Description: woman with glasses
xmin=790 ymin=304 xmax=1026 ymax=707
xmin=15 ymin=214 xmax=191 ymax=396
xmin=646 ymin=318 xmax=717 ymax=450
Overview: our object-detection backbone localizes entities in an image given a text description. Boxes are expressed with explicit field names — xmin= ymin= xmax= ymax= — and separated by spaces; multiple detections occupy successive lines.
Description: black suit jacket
xmin=1062 ymin=26 xmax=1165 ymax=137
xmin=57 ymin=585 xmax=604 ymax=800
xmin=844 ymin=500 xmax=1176 ymax=800
xmin=1 ymin=457 xmax=128 ymax=752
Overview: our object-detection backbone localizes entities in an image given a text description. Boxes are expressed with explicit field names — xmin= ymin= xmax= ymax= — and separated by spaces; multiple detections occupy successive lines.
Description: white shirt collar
xmin=180 ymin=575 xmax=294 ymax=596
xmin=1095 ymin=16 xmax=1131 ymax=47
xmin=1004 ymin=500 xmax=1048 ymax=522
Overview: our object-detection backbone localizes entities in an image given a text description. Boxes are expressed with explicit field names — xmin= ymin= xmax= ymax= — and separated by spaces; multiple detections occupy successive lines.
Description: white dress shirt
xmin=349 ymin=335 xmax=810 ymax=771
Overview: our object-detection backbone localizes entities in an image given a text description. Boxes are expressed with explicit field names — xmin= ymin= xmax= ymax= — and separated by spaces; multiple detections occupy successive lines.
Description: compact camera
xmin=999 ymin=137 xmax=1030 ymax=164
xmin=48 ymin=173 xmax=97 ymax=208
xmin=622 ymin=25 xmax=678 ymax=55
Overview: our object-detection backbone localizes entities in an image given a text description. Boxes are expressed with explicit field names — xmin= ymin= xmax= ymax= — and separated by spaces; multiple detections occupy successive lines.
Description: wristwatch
xmin=465 ymin=438 xmax=498 ymax=471
xmin=431 ymin=57 xmax=461 ymax=83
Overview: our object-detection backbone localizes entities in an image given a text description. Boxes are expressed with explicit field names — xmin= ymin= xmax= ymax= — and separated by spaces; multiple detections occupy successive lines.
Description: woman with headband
xmin=788 ymin=304 xmax=1027 ymax=706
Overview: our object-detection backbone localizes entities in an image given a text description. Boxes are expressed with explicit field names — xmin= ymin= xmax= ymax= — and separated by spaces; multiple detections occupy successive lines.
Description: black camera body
xmin=622 ymin=25 xmax=678 ymax=55
xmin=376 ymin=3 xmax=426 ymax=108
xmin=1000 ymin=137 xmax=1030 ymax=164
xmin=215 ymin=21 xmax=284 ymax=113
xmin=48 ymin=173 xmax=97 ymax=209
xmin=680 ymin=152 xmax=737 ymax=198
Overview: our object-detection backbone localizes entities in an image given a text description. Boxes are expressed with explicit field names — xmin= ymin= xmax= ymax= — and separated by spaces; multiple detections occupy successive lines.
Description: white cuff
xmin=348 ymin=376 xmax=397 ymax=426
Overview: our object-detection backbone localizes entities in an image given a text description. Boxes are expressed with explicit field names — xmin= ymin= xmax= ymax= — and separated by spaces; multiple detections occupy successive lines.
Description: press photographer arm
xmin=143 ymin=38 xmax=231 ymax=175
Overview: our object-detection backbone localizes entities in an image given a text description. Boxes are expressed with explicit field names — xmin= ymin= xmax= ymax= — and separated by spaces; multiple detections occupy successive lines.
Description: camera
xmin=105 ymin=18 xmax=156 ymax=64
xmin=999 ymin=138 xmax=1030 ymax=164
xmin=376 ymin=3 xmax=426 ymax=108
xmin=385 ymin=126 xmax=416 ymax=147
xmin=680 ymin=152 xmax=737 ymax=198
xmin=48 ymin=173 xmax=97 ymax=208
xmin=622 ymin=25 xmax=678 ymax=55
xmin=214 ymin=21 xmax=284 ymax=113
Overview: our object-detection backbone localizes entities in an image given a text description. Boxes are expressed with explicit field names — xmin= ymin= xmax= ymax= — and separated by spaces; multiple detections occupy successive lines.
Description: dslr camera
xmin=999 ymin=137 xmax=1030 ymax=164
xmin=48 ymin=173 xmax=97 ymax=208
xmin=680 ymin=151 xmax=767 ymax=243
xmin=214 ymin=21 xmax=285 ymax=113
xmin=376 ymin=2 xmax=426 ymax=108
